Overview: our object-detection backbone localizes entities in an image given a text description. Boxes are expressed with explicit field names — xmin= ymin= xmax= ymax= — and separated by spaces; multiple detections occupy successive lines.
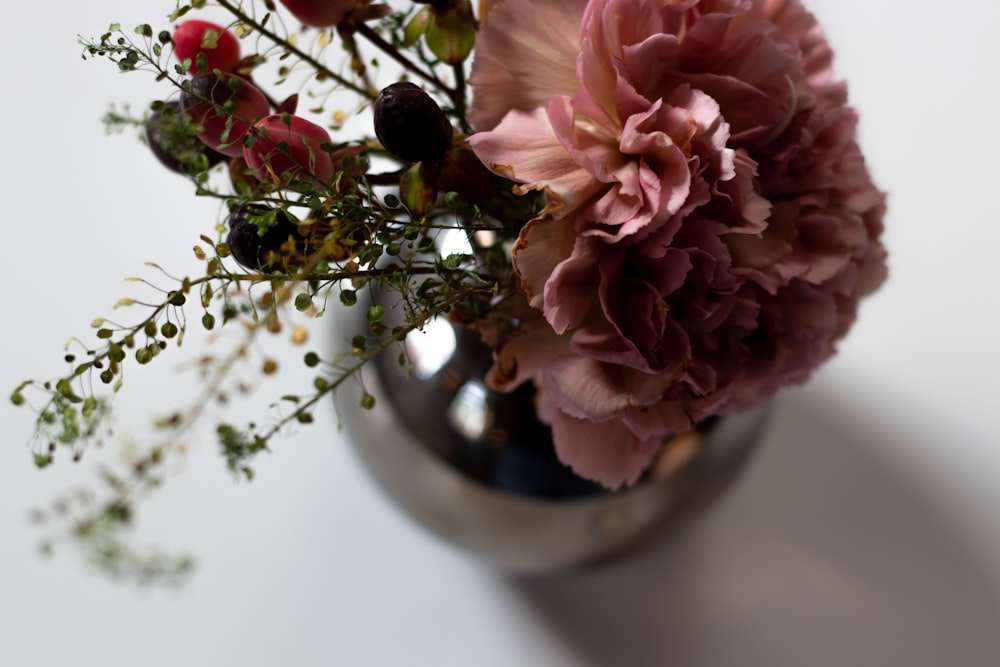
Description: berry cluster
xmin=23 ymin=1 xmax=509 ymax=583
xmin=151 ymin=19 xmax=364 ymax=272
xmin=149 ymin=16 xmax=477 ymax=274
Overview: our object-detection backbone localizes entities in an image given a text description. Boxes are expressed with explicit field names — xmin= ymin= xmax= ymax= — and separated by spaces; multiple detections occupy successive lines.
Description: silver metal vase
xmin=339 ymin=314 xmax=770 ymax=574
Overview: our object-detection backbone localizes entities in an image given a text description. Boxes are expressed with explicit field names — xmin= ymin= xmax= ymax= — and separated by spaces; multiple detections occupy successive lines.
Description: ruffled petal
xmin=550 ymin=409 xmax=663 ymax=490
xmin=469 ymin=105 xmax=604 ymax=212
xmin=468 ymin=0 xmax=588 ymax=130
xmin=486 ymin=317 xmax=570 ymax=391
xmin=467 ymin=0 xmax=887 ymax=491
xmin=511 ymin=208 xmax=582 ymax=311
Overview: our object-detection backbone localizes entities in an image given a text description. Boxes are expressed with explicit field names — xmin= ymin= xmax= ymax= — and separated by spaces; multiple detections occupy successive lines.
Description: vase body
xmin=340 ymin=316 xmax=770 ymax=574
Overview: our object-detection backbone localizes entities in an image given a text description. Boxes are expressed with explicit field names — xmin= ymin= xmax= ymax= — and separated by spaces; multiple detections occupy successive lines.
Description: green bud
xmin=294 ymin=293 xmax=313 ymax=312
xmin=403 ymin=6 xmax=431 ymax=46
xmin=425 ymin=3 xmax=477 ymax=65
xmin=399 ymin=162 xmax=439 ymax=218
xmin=340 ymin=289 xmax=358 ymax=307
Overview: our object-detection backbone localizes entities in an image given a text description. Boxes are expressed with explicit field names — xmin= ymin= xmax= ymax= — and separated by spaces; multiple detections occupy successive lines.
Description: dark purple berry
xmin=226 ymin=204 xmax=302 ymax=272
xmin=146 ymin=101 xmax=226 ymax=174
xmin=374 ymin=82 xmax=454 ymax=163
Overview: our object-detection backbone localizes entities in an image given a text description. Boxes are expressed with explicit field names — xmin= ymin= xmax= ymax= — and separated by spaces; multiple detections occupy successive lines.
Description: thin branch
xmin=354 ymin=22 xmax=446 ymax=91
xmin=215 ymin=0 xmax=375 ymax=99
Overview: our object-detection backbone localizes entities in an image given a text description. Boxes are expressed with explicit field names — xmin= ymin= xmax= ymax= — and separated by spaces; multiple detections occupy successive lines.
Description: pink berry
xmin=278 ymin=0 xmax=357 ymax=28
xmin=173 ymin=20 xmax=241 ymax=74
xmin=243 ymin=114 xmax=335 ymax=187
xmin=180 ymin=73 xmax=270 ymax=157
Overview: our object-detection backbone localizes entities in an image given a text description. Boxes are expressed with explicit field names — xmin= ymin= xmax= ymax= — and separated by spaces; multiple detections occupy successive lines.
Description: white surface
xmin=2 ymin=1 xmax=999 ymax=665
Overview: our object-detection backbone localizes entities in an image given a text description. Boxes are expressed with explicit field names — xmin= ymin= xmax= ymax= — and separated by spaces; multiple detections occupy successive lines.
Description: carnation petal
xmin=470 ymin=0 xmax=888 ymax=491
xmin=470 ymin=106 xmax=604 ymax=212
xmin=512 ymin=211 xmax=580 ymax=311
xmin=541 ymin=235 xmax=603 ymax=334
xmin=569 ymin=323 xmax=650 ymax=369
xmin=486 ymin=318 xmax=570 ymax=392
xmin=468 ymin=0 xmax=588 ymax=131
xmin=543 ymin=354 xmax=682 ymax=421
xmin=550 ymin=410 xmax=663 ymax=490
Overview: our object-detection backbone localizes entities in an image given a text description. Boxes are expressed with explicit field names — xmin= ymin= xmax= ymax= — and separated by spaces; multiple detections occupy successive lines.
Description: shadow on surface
xmin=505 ymin=385 xmax=1000 ymax=667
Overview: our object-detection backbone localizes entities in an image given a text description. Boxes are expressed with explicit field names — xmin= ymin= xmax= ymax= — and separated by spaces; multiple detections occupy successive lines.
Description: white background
xmin=2 ymin=1 xmax=999 ymax=665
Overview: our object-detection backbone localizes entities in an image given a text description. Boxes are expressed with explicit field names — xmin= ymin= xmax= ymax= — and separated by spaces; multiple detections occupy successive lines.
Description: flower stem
xmin=215 ymin=0 xmax=375 ymax=100
xmin=451 ymin=63 xmax=470 ymax=133
xmin=339 ymin=28 xmax=378 ymax=97
xmin=354 ymin=22 xmax=446 ymax=92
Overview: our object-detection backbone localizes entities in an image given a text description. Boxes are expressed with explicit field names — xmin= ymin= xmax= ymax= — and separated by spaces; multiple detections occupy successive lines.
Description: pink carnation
xmin=468 ymin=0 xmax=887 ymax=488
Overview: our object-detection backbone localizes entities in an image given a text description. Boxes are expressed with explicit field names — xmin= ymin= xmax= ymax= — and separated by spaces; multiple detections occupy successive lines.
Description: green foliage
xmin=24 ymin=0 xmax=531 ymax=585
xmin=217 ymin=424 xmax=268 ymax=481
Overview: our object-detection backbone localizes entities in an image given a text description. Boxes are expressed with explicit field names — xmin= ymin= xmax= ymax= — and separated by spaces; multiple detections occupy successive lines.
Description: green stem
xmin=354 ymin=22 xmax=446 ymax=92
xmin=451 ymin=62 xmax=470 ymax=132
xmin=339 ymin=28 xmax=377 ymax=97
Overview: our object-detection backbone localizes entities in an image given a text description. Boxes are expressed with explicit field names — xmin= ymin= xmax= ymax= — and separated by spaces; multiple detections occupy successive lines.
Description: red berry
xmin=278 ymin=0 xmax=357 ymax=28
xmin=173 ymin=20 xmax=241 ymax=74
xmin=180 ymin=73 xmax=270 ymax=157
xmin=243 ymin=114 xmax=336 ymax=188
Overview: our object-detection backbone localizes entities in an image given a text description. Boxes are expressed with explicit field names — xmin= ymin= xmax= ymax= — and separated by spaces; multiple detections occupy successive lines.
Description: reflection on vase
xmin=341 ymin=314 xmax=771 ymax=574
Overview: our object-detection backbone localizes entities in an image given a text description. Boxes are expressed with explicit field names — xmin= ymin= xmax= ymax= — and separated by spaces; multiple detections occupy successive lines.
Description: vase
xmin=339 ymin=314 xmax=771 ymax=574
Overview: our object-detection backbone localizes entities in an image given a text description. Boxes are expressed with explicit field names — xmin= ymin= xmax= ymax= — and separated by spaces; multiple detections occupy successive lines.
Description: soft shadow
xmin=504 ymin=385 xmax=1000 ymax=667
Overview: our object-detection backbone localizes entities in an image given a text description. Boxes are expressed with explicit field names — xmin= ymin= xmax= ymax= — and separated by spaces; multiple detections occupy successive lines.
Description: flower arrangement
xmin=14 ymin=0 xmax=885 ymax=581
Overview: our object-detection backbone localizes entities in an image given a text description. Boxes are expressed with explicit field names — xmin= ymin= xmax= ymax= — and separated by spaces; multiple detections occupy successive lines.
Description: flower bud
xmin=279 ymin=0 xmax=358 ymax=28
xmin=374 ymin=82 xmax=454 ymax=163
xmin=243 ymin=114 xmax=335 ymax=188
xmin=423 ymin=2 xmax=477 ymax=65
xmin=180 ymin=73 xmax=270 ymax=157
xmin=399 ymin=162 xmax=439 ymax=217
